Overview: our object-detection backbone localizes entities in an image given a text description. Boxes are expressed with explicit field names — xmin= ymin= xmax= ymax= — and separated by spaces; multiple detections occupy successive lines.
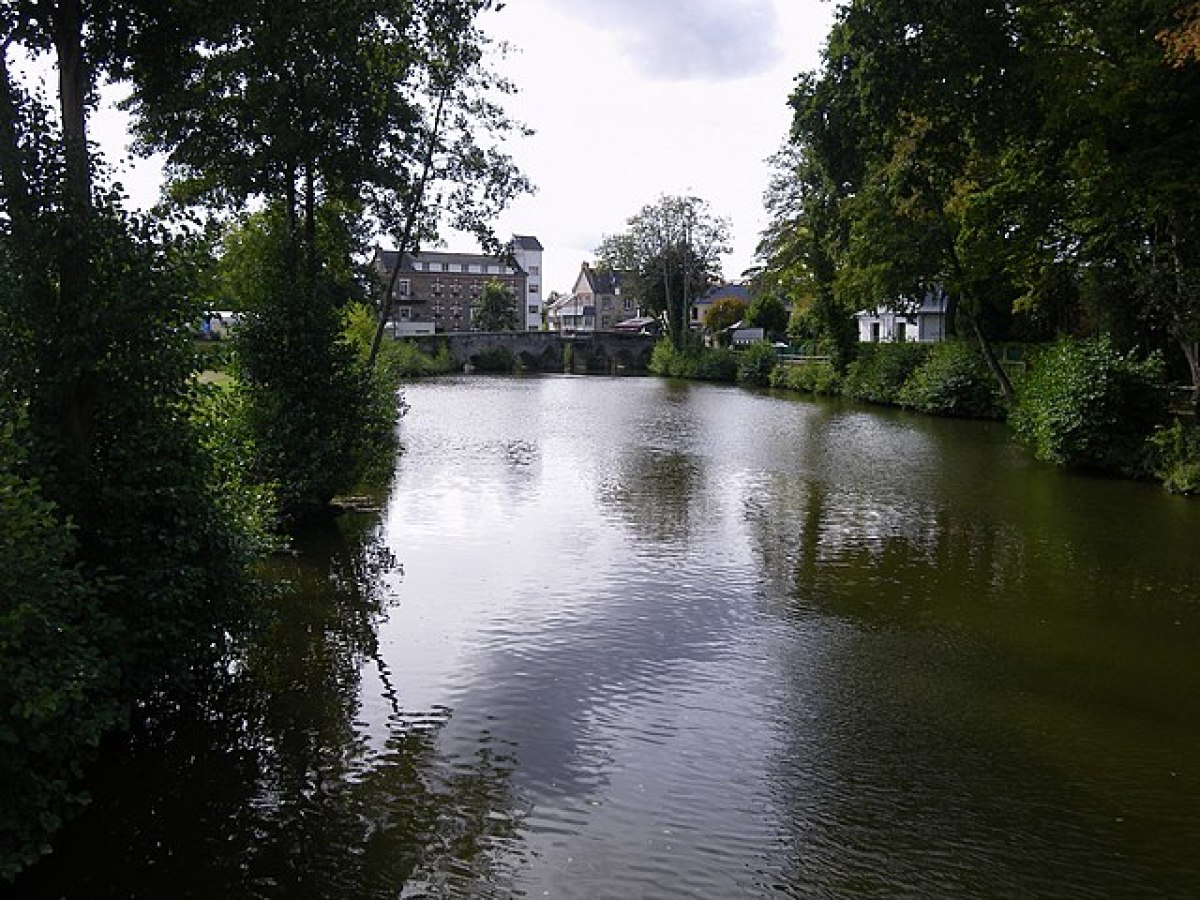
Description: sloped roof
xmin=697 ymin=283 xmax=751 ymax=304
xmin=374 ymin=248 xmax=519 ymax=273
xmin=511 ymin=235 xmax=543 ymax=251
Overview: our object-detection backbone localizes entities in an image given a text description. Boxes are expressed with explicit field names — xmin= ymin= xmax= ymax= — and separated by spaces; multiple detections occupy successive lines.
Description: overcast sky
xmin=89 ymin=0 xmax=836 ymax=296
xmin=471 ymin=0 xmax=835 ymax=294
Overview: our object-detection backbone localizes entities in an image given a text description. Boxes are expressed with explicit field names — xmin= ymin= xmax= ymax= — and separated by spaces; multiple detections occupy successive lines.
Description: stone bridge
xmin=404 ymin=330 xmax=659 ymax=374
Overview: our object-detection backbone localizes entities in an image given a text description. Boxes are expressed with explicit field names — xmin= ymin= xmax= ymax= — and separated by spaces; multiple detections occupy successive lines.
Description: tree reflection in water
xmin=14 ymin=510 xmax=526 ymax=899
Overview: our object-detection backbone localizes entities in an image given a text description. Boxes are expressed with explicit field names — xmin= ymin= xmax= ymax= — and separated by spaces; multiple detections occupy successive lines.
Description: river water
xmin=17 ymin=375 xmax=1200 ymax=898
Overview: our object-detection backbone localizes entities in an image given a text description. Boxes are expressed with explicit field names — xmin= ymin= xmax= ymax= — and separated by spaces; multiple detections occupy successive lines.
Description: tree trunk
xmin=368 ymin=83 xmax=450 ymax=369
xmin=49 ymin=0 xmax=97 ymax=505
xmin=1179 ymin=337 xmax=1200 ymax=418
xmin=963 ymin=307 xmax=1015 ymax=405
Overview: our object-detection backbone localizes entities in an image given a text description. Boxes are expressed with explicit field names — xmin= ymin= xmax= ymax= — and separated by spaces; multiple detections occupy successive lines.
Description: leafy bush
xmin=898 ymin=340 xmax=1003 ymax=419
xmin=769 ymin=360 xmax=842 ymax=394
xmin=842 ymin=343 xmax=932 ymax=405
xmin=0 ymin=409 xmax=119 ymax=881
xmin=343 ymin=304 xmax=455 ymax=379
xmin=693 ymin=347 xmax=739 ymax=381
xmin=1009 ymin=336 xmax=1168 ymax=474
xmin=648 ymin=339 xmax=737 ymax=381
xmin=225 ymin=206 xmax=400 ymax=526
xmin=736 ymin=342 xmax=778 ymax=386
xmin=1149 ymin=419 xmax=1200 ymax=494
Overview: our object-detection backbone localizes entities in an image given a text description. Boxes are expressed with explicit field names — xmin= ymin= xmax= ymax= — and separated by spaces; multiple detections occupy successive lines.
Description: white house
xmin=856 ymin=290 xmax=948 ymax=343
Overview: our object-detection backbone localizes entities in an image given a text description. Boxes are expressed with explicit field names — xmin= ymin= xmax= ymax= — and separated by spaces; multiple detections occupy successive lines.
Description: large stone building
xmin=373 ymin=235 xmax=544 ymax=334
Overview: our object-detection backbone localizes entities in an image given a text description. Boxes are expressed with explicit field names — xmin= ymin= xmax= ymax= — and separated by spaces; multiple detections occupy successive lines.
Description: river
xmin=15 ymin=375 xmax=1200 ymax=898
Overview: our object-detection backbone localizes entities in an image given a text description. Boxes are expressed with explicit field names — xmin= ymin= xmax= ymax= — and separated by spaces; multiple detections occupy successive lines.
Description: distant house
xmin=856 ymin=290 xmax=948 ymax=343
xmin=692 ymin=283 xmax=751 ymax=330
xmin=546 ymin=291 xmax=595 ymax=333
xmin=372 ymin=234 xmax=542 ymax=335
xmin=574 ymin=262 xmax=636 ymax=332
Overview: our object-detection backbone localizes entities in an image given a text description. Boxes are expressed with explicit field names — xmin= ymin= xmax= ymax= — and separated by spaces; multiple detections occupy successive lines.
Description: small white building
xmin=856 ymin=290 xmax=948 ymax=343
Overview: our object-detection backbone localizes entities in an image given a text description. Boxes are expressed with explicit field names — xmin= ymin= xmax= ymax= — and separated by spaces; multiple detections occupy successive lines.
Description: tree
xmin=1160 ymin=1 xmax=1200 ymax=65
xmin=122 ymin=0 xmax=530 ymax=519
xmin=703 ymin=296 xmax=747 ymax=344
xmin=472 ymin=279 xmax=517 ymax=331
xmin=1 ymin=4 xmax=259 ymax=875
xmin=596 ymin=195 xmax=730 ymax=349
xmin=744 ymin=292 xmax=790 ymax=341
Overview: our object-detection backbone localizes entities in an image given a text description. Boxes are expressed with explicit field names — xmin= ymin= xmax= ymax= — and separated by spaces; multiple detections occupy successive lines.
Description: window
xmin=895 ymin=322 xmax=907 ymax=342
xmin=871 ymin=322 xmax=881 ymax=342
xmin=396 ymin=279 xmax=410 ymax=296
xmin=623 ymin=298 xmax=633 ymax=311
xmin=529 ymin=284 xmax=539 ymax=293
xmin=529 ymin=265 xmax=539 ymax=275
xmin=399 ymin=307 xmax=411 ymax=321
xmin=528 ymin=304 xmax=539 ymax=314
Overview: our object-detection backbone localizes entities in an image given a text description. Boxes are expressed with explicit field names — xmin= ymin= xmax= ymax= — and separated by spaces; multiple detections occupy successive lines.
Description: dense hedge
xmin=898 ymin=341 xmax=1004 ymax=419
xmin=1009 ymin=336 xmax=1168 ymax=475
xmin=842 ymin=342 xmax=932 ymax=404
xmin=770 ymin=359 xmax=842 ymax=395
xmin=1150 ymin=420 xmax=1200 ymax=494
xmin=648 ymin=340 xmax=739 ymax=381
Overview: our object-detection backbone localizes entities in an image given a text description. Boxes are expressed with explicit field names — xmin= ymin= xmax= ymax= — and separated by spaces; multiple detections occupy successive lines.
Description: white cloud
xmin=559 ymin=0 xmax=784 ymax=80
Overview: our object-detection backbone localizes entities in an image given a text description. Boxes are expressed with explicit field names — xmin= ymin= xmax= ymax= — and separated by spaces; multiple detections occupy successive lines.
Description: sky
xmin=85 ymin=0 xmax=836 ymax=297
xmin=470 ymin=0 xmax=835 ymax=294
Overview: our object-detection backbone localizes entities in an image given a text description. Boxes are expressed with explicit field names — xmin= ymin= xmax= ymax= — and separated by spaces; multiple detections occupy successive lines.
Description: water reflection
xmin=17 ymin=377 xmax=1200 ymax=899
xmin=743 ymin=415 xmax=1200 ymax=897
xmin=15 ymin=511 xmax=525 ymax=899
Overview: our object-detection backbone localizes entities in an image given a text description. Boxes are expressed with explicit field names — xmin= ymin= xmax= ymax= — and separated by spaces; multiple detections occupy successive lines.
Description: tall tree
xmin=471 ymin=279 xmax=517 ymax=331
xmin=596 ymin=195 xmax=730 ymax=349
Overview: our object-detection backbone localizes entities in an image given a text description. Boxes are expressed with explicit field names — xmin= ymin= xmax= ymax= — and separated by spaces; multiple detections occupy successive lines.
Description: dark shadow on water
xmin=13 ymin=511 xmax=527 ymax=899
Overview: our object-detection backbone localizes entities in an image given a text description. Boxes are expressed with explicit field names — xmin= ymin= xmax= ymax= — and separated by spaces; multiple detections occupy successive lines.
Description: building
xmin=547 ymin=262 xmax=639 ymax=333
xmin=509 ymin=235 xmax=544 ymax=330
xmin=546 ymin=291 xmax=594 ymax=333
xmin=373 ymin=235 xmax=543 ymax=335
xmin=856 ymin=289 xmax=948 ymax=343
xmin=691 ymin=283 xmax=751 ymax=331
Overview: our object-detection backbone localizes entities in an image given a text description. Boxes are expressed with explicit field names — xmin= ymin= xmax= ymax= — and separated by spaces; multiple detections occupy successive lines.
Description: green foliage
xmin=596 ymin=195 xmax=731 ymax=349
xmin=744 ymin=292 xmax=790 ymax=340
xmin=224 ymin=205 xmax=400 ymax=527
xmin=344 ymin=304 xmax=454 ymax=378
xmin=1149 ymin=419 xmax=1200 ymax=494
xmin=0 ymin=407 xmax=118 ymax=881
xmin=842 ymin=343 xmax=932 ymax=405
xmin=703 ymin=297 xmax=747 ymax=339
xmin=1010 ymin=337 xmax=1169 ymax=475
xmin=769 ymin=360 xmax=842 ymax=395
xmin=648 ymin=339 xmax=738 ymax=381
xmin=472 ymin=347 xmax=516 ymax=372
xmin=736 ymin=342 xmax=778 ymax=387
xmin=898 ymin=341 xmax=1004 ymax=419
xmin=472 ymin=280 xmax=518 ymax=332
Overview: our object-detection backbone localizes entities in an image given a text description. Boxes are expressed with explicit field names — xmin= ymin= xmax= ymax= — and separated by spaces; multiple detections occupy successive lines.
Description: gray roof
xmin=698 ymin=283 xmax=751 ymax=304
xmin=374 ymin=248 xmax=519 ymax=273
xmin=511 ymin=234 xmax=543 ymax=251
